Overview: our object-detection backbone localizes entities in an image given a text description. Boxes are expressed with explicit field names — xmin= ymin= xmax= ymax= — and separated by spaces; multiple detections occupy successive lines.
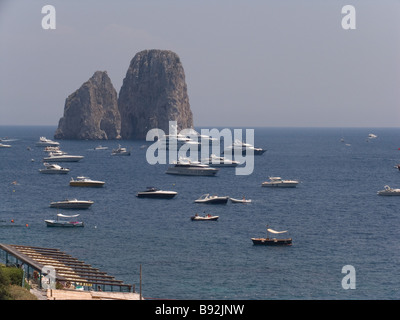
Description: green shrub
xmin=0 ymin=266 xmax=23 ymax=286
xmin=0 ymin=267 xmax=12 ymax=300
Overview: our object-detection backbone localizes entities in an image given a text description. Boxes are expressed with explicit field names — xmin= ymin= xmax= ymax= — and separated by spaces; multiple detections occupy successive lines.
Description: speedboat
xmin=202 ymin=154 xmax=240 ymax=167
xmin=166 ymin=160 xmax=219 ymax=176
xmin=43 ymin=152 xmax=84 ymax=162
xmin=261 ymin=177 xmax=299 ymax=188
xmin=50 ymin=199 xmax=94 ymax=209
xmin=69 ymin=176 xmax=105 ymax=187
xmin=251 ymin=226 xmax=292 ymax=246
xmin=45 ymin=214 xmax=84 ymax=227
xmin=39 ymin=163 xmax=70 ymax=174
xmin=194 ymin=194 xmax=229 ymax=204
xmin=0 ymin=143 xmax=12 ymax=148
xmin=111 ymin=145 xmax=131 ymax=156
xmin=36 ymin=136 xmax=60 ymax=147
xmin=229 ymin=197 xmax=252 ymax=203
xmin=94 ymin=145 xmax=108 ymax=150
xmin=136 ymin=187 xmax=177 ymax=199
xmin=223 ymin=139 xmax=266 ymax=155
xmin=377 ymin=185 xmax=400 ymax=196
xmin=191 ymin=213 xmax=219 ymax=221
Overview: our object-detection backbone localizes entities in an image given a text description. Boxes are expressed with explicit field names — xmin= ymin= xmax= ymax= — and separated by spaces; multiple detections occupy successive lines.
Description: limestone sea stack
xmin=54 ymin=71 xmax=121 ymax=140
xmin=118 ymin=49 xmax=193 ymax=139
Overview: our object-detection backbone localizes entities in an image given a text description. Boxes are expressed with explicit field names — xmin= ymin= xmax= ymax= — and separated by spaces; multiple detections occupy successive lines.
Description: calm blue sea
xmin=1 ymin=126 xmax=400 ymax=300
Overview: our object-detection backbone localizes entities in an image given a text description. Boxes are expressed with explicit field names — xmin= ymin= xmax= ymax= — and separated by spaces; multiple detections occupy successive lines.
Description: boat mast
xmin=266 ymin=225 xmax=269 ymax=240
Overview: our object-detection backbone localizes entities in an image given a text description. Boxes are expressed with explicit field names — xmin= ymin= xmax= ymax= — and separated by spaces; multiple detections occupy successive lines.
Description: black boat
xmin=136 ymin=187 xmax=178 ymax=199
xmin=251 ymin=226 xmax=292 ymax=246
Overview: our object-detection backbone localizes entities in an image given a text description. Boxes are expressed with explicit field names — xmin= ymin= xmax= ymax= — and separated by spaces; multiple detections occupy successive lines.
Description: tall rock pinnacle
xmin=118 ymin=49 xmax=193 ymax=139
xmin=54 ymin=71 xmax=121 ymax=140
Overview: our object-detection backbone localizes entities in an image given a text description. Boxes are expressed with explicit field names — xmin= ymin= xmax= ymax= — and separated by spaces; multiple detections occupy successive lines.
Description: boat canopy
xmin=267 ymin=228 xmax=287 ymax=234
xmin=57 ymin=214 xmax=80 ymax=218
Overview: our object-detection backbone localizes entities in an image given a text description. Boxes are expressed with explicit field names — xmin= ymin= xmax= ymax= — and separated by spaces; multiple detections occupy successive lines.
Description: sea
xmin=0 ymin=125 xmax=400 ymax=300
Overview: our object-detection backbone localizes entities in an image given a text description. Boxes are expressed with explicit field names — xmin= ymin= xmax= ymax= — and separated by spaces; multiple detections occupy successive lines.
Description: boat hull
xmin=251 ymin=238 xmax=292 ymax=245
xmin=191 ymin=216 xmax=219 ymax=221
xmin=43 ymin=157 xmax=84 ymax=162
xmin=69 ymin=182 xmax=104 ymax=187
xmin=45 ymin=220 xmax=84 ymax=227
xmin=195 ymin=198 xmax=228 ymax=204
xmin=262 ymin=183 xmax=298 ymax=188
xmin=137 ymin=192 xmax=177 ymax=199
xmin=166 ymin=168 xmax=218 ymax=176
xmin=50 ymin=202 xmax=94 ymax=209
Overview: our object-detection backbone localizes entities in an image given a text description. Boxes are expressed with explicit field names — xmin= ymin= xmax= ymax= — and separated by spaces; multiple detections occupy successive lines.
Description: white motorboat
xmin=136 ymin=187 xmax=177 ymax=199
xmin=194 ymin=194 xmax=229 ymax=204
xmin=229 ymin=197 xmax=252 ymax=203
xmin=223 ymin=139 xmax=266 ymax=155
xmin=43 ymin=152 xmax=84 ymax=162
xmin=94 ymin=145 xmax=108 ymax=150
xmin=377 ymin=185 xmax=400 ymax=196
xmin=166 ymin=160 xmax=219 ymax=176
xmin=202 ymin=154 xmax=240 ymax=167
xmin=261 ymin=177 xmax=299 ymax=188
xmin=39 ymin=163 xmax=70 ymax=174
xmin=50 ymin=199 xmax=94 ymax=209
xmin=36 ymin=136 xmax=60 ymax=147
xmin=0 ymin=143 xmax=11 ymax=148
xmin=45 ymin=214 xmax=84 ymax=227
xmin=69 ymin=176 xmax=105 ymax=187
xmin=191 ymin=213 xmax=219 ymax=221
xmin=111 ymin=145 xmax=131 ymax=156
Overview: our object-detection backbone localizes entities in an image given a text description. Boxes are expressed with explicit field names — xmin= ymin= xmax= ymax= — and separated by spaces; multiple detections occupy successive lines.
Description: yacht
xmin=50 ymin=199 xmax=94 ymax=209
xmin=202 ymin=154 xmax=240 ymax=167
xmin=44 ymin=146 xmax=62 ymax=152
xmin=39 ymin=163 xmax=70 ymax=174
xmin=35 ymin=136 xmax=60 ymax=147
xmin=69 ymin=176 xmax=105 ymax=187
xmin=377 ymin=185 xmax=400 ymax=196
xmin=0 ymin=143 xmax=11 ymax=148
xmin=43 ymin=152 xmax=84 ymax=162
xmin=194 ymin=194 xmax=229 ymax=204
xmin=165 ymin=160 xmax=219 ymax=176
xmin=261 ymin=177 xmax=299 ymax=188
xmin=223 ymin=139 xmax=266 ymax=155
xmin=111 ymin=145 xmax=131 ymax=156
xmin=158 ymin=134 xmax=199 ymax=150
xmin=136 ymin=187 xmax=177 ymax=199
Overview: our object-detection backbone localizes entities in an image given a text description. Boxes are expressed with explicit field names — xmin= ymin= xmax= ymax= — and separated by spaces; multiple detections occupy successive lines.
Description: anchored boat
xmin=69 ymin=176 xmax=105 ymax=187
xmin=45 ymin=214 xmax=84 ymax=227
xmin=191 ymin=213 xmax=219 ymax=221
xmin=251 ymin=226 xmax=292 ymax=245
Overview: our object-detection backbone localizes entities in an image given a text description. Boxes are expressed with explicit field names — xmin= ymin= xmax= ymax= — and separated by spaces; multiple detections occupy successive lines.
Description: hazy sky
xmin=0 ymin=0 xmax=399 ymax=127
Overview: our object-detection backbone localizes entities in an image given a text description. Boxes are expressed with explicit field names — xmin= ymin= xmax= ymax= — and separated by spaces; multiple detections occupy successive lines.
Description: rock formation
xmin=118 ymin=49 xmax=193 ymax=139
xmin=54 ymin=71 xmax=121 ymax=140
